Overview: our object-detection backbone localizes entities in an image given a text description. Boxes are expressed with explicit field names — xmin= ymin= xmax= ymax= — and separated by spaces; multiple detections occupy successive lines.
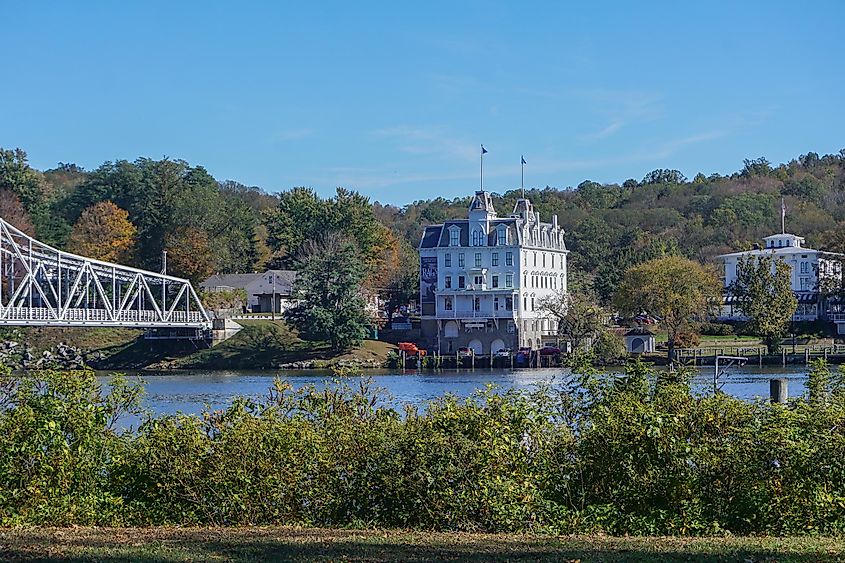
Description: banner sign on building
xmin=420 ymin=256 xmax=437 ymax=304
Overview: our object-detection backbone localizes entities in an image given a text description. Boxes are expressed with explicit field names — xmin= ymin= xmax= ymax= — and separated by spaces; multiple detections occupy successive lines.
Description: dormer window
xmin=448 ymin=226 xmax=460 ymax=247
xmin=497 ymin=225 xmax=507 ymax=245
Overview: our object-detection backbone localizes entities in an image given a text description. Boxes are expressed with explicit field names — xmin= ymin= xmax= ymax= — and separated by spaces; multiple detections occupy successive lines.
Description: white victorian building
xmin=717 ymin=232 xmax=845 ymax=331
xmin=418 ymin=191 xmax=567 ymax=355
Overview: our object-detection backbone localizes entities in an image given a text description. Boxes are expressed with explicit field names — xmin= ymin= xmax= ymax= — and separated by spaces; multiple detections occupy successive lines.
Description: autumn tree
xmin=729 ymin=255 xmax=797 ymax=354
xmin=0 ymin=189 xmax=34 ymax=235
xmin=67 ymin=201 xmax=136 ymax=263
xmin=614 ymin=256 xmax=721 ymax=363
xmin=165 ymin=227 xmax=215 ymax=283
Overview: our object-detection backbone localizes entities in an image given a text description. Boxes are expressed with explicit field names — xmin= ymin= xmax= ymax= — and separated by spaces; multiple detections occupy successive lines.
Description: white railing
xmin=0 ymin=306 xmax=206 ymax=327
xmin=437 ymin=309 xmax=516 ymax=319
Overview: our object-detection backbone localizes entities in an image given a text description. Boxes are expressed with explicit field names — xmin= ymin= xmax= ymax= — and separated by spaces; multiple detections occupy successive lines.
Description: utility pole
xmin=271 ymin=273 xmax=277 ymax=321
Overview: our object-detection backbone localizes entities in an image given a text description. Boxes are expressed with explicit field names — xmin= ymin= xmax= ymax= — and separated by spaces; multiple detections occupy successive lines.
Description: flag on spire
xmin=481 ymin=144 xmax=488 ymax=154
xmin=521 ymin=155 xmax=526 ymax=165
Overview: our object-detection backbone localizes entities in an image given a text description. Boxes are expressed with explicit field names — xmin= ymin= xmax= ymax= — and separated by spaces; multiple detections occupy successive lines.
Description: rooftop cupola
xmin=468 ymin=190 xmax=497 ymax=220
xmin=763 ymin=233 xmax=805 ymax=249
xmin=511 ymin=198 xmax=534 ymax=223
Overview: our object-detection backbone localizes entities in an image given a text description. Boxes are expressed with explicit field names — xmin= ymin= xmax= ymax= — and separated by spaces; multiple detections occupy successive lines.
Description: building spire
xmin=781 ymin=197 xmax=786 ymax=234
xmin=521 ymin=155 xmax=526 ymax=198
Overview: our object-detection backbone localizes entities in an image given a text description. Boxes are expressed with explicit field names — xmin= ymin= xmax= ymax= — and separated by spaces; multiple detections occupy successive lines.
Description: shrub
xmin=700 ymin=322 xmax=734 ymax=336
xmin=3 ymin=367 xmax=845 ymax=534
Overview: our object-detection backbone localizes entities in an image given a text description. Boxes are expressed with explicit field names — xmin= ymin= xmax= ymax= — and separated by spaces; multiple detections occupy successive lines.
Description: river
xmin=97 ymin=364 xmax=815 ymax=419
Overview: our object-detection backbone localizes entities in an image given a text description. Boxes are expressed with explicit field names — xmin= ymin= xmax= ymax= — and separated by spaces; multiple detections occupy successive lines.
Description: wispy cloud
xmin=317 ymin=129 xmax=729 ymax=195
xmin=373 ymin=125 xmax=478 ymax=162
xmin=649 ymin=131 xmax=726 ymax=159
xmin=582 ymin=120 xmax=625 ymax=141
xmin=275 ymin=128 xmax=315 ymax=141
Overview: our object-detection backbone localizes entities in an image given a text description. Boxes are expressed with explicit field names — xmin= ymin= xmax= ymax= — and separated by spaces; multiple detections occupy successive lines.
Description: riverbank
xmin=1 ymin=527 xmax=841 ymax=562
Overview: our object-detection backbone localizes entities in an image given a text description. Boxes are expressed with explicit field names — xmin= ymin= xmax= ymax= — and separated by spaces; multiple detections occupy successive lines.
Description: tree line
xmin=2 ymin=146 xmax=843 ymax=352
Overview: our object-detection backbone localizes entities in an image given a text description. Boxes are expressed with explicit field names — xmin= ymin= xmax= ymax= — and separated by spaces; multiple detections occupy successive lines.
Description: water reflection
xmin=98 ymin=365 xmax=814 ymax=421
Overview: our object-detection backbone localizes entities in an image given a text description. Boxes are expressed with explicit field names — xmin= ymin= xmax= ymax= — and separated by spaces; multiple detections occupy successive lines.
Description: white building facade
xmin=419 ymin=191 xmax=567 ymax=355
xmin=717 ymin=233 xmax=844 ymax=328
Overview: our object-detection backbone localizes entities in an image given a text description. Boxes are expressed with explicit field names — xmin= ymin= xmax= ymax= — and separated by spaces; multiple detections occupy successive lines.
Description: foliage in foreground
xmin=1 ymin=363 xmax=845 ymax=535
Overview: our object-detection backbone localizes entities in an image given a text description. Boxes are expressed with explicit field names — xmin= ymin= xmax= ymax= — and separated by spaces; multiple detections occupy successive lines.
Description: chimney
xmin=535 ymin=211 xmax=540 ymax=224
xmin=552 ymin=214 xmax=558 ymax=228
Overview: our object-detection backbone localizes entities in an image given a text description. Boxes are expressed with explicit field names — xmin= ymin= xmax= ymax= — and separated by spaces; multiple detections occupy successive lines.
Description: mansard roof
xmin=418 ymin=217 xmax=520 ymax=249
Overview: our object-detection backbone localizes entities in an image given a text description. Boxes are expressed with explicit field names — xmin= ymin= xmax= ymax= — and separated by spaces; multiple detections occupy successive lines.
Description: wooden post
xmin=510 ymin=353 xmax=513 ymax=370
xmin=770 ymin=378 xmax=788 ymax=404
xmin=782 ymin=349 xmax=786 ymax=366
xmin=805 ymin=348 xmax=809 ymax=365
xmin=759 ymin=347 xmax=762 ymax=367
xmin=471 ymin=351 xmax=475 ymax=371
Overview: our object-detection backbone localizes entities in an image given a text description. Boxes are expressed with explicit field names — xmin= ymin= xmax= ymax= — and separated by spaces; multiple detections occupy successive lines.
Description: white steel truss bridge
xmin=0 ymin=217 xmax=210 ymax=330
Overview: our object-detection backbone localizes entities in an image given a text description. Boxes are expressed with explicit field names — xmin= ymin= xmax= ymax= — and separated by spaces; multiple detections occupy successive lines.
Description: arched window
xmin=472 ymin=230 xmax=479 ymax=246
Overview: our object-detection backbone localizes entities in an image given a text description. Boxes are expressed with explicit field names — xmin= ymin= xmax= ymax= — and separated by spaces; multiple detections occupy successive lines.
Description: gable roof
xmin=200 ymin=270 xmax=296 ymax=294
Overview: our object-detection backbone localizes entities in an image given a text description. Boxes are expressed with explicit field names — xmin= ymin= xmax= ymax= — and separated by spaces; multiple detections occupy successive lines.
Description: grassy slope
xmin=173 ymin=319 xmax=395 ymax=369
xmin=3 ymin=326 xmax=142 ymax=354
xmin=1 ymin=527 xmax=842 ymax=562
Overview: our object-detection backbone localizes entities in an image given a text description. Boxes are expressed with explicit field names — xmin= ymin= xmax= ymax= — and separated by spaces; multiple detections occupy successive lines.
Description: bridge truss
xmin=0 ymin=217 xmax=210 ymax=329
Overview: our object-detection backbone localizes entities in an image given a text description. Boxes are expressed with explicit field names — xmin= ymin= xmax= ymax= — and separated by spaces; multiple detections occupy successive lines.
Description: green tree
xmin=539 ymin=289 xmax=606 ymax=352
xmin=729 ymin=254 xmax=797 ymax=354
xmin=614 ymin=256 xmax=721 ymax=362
xmin=284 ymin=234 xmax=371 ymax=352
xmin=264 ymin=187 xmax=394 ymax=282
xmin=0 ymin=148 xmax=69 ymax=244
xmin=641 ymin=169 xmax=686 ymax=185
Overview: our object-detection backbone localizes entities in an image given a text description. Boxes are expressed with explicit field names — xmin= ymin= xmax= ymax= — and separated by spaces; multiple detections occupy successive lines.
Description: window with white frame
xmin=449 ymin=228 xmax=459 ymax=246
xmin=505 ymin=274 xmax=513 ymax=287
xmin=444 ymin=296 xmax=453 ymax=310
xmin=474 ymin=253 xmax=482 ymax=267
xmin=506 ymin=252 xmax=513 ymax=266
xmin=445 ymin=253 xmax=451 ymax=267
xmin=458 ymin=253 xmax=465 ymax=267
xmin=492 ymin=252 xmax=499 ymax=266
xmin=497 ymin=226 xmax=507 ymax=245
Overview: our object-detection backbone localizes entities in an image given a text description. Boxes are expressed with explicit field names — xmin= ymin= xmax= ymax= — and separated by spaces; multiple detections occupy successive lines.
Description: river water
xmin=97 ymin=364 xmax=814 ymax=420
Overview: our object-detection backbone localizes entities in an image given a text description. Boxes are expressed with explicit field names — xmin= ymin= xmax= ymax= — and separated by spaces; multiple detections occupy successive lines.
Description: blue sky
xmin=2 ymin=1 xmax=843 ymax=205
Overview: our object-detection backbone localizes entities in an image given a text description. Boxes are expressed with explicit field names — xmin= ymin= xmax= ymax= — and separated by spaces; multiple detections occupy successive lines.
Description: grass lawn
xmin=0 ymin=527 xmax=842 ymax=562
xmin=5 ymin=326 xmax=143 ymax=355
xmin=173 ymin=319 xmax=395 ymax=369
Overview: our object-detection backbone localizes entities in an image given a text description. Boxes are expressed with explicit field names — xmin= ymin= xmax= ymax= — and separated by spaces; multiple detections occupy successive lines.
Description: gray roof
xmin=625 ymin=327 xmax=655 ymax=337
xmin=200 ymin=272 xmax=262 ymax=290
xmin=419 ymin=218 xmax=519 ymax=249
xmin=200 ymin=270 xmax=296 ymax=295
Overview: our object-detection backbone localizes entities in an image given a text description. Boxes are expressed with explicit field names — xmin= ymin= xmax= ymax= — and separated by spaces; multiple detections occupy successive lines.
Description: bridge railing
xmin=0 ymin=306 xmax=207 ymax=326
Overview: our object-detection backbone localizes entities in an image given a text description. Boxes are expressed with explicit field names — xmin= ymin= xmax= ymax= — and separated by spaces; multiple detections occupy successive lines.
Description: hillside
xmin=3 ymin=147 xmax=845 ymax=307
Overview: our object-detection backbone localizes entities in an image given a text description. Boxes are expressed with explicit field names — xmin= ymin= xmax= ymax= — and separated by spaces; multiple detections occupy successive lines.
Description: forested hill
xmin=376 ymin=151 xmax=845 ymax=301
xmin=1 ymin=147 xmax=844 ymax=303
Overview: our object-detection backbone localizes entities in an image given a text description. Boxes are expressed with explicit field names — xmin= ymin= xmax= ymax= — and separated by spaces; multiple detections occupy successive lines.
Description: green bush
xmin=3 ymin=366 xmax=845 ymax=534
xmin=700 ymin=322 xmax=734 ymax=336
